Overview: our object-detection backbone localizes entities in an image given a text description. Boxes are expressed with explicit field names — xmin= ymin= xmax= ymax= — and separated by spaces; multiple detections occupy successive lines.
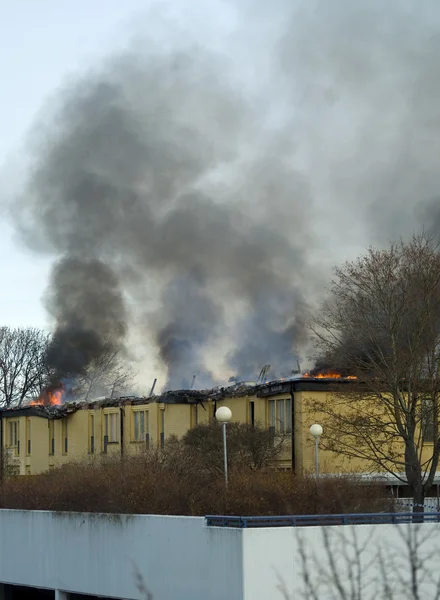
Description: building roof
xmin=0 ymin=376 xmax=357 ymax=418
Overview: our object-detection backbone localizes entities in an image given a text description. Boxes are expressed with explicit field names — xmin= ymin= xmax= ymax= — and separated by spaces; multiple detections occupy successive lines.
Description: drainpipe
xmin=120 ymin=407 xmax=124 ymax=458
xmin=290 ymin=384 xmax=296 ymax=474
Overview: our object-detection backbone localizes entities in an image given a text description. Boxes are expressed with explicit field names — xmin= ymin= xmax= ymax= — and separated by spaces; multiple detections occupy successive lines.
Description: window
xmin=269 ymin=400 xmax=276 ymax=433
xmin=26 ymin=418 xmax=31 ymax=456
xmin=160 ymin=409 xmax=165 ymax=449
xmin=104 ymin=412 xmax=119 ymax=443
xmin=48 ymin=421 xmax=54 ymax=455
xmin=133 ymin=410 xmax=149 ymax=445
xmin=422 ymin=398 xmax=436 ymax=443
xmin=62 ymin=419 xmax=68 ymax=454
xmin=89 ymin=414 xmax=95 ymax=454
xmin=8 ymin=421 xmax=19 ymax=455
xmin=268 ymin=399 xmax=292 ymax=434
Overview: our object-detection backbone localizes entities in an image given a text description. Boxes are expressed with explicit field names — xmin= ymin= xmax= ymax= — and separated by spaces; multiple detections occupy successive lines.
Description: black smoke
xmin=45 ymin=257 xmax=126 ymax=378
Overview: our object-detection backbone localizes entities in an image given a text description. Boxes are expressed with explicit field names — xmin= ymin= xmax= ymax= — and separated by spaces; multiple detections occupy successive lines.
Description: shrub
xmin=0 ymin=451 xmax=391 ymax=516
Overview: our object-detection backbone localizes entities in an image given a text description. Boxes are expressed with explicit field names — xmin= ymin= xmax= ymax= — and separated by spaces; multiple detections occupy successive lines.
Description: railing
xmin=205 ymin=512 xmax=440 ymax=528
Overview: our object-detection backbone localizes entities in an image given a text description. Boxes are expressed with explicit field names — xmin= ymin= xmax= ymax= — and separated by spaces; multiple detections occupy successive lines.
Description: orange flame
xmin=304 ymin=371 xmax=357 ymax=380
xmin=29 ymin=385 xmax=64 ymax=407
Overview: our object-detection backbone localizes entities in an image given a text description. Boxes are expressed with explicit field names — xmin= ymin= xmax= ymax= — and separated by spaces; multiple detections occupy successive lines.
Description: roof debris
xmin=0 ymin=377 xmax=358 ymax=418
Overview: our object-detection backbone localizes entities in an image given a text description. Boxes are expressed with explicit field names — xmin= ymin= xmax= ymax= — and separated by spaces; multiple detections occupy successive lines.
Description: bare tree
xmin=310 ymin=233 xmax=440 ymax=512
xmin=72 ymin=346 xmax=136 ymax=401
xmin=0 ymin=327 xmax=50 ymax=407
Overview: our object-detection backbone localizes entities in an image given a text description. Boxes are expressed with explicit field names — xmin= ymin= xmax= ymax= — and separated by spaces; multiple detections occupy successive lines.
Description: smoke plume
xmin=10 ymin=0 xmax=440 ymax=387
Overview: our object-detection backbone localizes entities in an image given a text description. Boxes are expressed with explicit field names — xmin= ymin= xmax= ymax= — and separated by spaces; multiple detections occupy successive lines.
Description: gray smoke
xmin=11 ymin=0 xmax=440 ymax=387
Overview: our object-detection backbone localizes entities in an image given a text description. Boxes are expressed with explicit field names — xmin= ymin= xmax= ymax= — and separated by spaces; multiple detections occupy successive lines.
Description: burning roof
xmin=0 ymin=372 xmax=358 ymax=418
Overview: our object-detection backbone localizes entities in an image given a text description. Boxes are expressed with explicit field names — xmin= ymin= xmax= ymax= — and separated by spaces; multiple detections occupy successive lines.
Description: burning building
xmin=0 ymin=373 xmax=359 ymax=476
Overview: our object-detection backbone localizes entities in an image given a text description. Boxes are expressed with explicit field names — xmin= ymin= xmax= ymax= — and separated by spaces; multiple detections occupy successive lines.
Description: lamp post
xmin=309 ymin=423 xmax=323 ymax=481
xmin=216 ymin=406 xmax=232 ymax=487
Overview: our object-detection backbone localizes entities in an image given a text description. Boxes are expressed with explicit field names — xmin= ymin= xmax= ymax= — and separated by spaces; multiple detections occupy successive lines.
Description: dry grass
xmin=0 ymin=450 xmax=391 ymax=516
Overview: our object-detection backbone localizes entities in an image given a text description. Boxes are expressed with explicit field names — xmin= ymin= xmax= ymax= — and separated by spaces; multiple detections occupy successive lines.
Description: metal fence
xmin=205 ymin=512 xmax=440 ymax=528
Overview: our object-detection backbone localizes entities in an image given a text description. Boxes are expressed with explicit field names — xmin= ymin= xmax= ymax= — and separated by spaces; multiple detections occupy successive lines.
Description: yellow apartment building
xmin=1 ymin=377 xmax=438 ymax=499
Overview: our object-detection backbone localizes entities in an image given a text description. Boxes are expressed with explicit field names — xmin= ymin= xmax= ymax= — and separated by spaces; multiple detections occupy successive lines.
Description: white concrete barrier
xmin=0 ymin=510 xmax=438 ymax=599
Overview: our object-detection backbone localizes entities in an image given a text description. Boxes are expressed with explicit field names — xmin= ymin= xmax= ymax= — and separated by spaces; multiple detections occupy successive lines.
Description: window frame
xmin=8 ymin=420 xmax=20 ymax=456
xmin=132 ymin=409 xmax=149 ymax=443
xmin=104 ymin=411 xmax=119 ymax=444
xmin=268 ymin=398 xmax=292 ymax=434
xmin=422 ymin=397 xmax=436 ymax=444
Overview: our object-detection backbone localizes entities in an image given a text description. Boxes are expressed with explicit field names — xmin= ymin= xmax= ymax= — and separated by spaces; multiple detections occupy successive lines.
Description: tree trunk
xmin=412 ymin=484 xmax=425 ymax=522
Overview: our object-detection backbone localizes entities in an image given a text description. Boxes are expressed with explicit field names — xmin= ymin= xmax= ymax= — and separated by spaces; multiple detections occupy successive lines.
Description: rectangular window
xmin=26 ymin=418 xmax=31 ymax=456
xmin=269 ymin=400 xmax=276 ymax=430
xmin=133 ymin=410 xmax=149 ymax=443
xmin=422 ymin=398 xmax=436 ymax=443
xmin=48 ymin=421 xmax=54 ymax=455
xmin=268 ymin=399 xmax=292 ymax=434
xmin=62 ymin=419 xmax=68 ymax=454
xmin=8 ymin=421 xmax=19 ymax=455
xmin=277 ymin=399 xmax=285 ymax=433
xmin=89 ymin=414 xmax=95 ymax=454
xmin=104 ymin=412 xmax=119 ymax=443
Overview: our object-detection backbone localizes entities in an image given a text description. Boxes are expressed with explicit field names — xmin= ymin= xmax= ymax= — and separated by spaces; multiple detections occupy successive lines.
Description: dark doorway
xmin=249 ymin=401 xmax=255 ymax=426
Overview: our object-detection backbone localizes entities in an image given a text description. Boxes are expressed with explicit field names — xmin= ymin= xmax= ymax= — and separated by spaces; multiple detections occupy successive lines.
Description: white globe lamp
xmin=309 ymin=423 xmax=323 ymax=438
xmin=216 ymin=406 xmax=232 ymax=423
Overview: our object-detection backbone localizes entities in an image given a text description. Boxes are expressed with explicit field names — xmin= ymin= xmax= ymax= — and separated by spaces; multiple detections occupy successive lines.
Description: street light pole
xmin=222 ymin=422 xmax=228 ymax=486
xmin=309 ymin=423 xmax=323 ymax=481
xmin=216 ymin=406 xmax=232 ymax=488
xmin=314 ymin=436 xmax=319 ymax=480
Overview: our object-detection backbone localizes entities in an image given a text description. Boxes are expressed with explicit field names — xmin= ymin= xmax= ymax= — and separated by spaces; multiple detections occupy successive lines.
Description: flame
xmin=304 ymin=371 xmax=357 ymax=380
xmin=29 ymin=384 xmax=64 ymax=407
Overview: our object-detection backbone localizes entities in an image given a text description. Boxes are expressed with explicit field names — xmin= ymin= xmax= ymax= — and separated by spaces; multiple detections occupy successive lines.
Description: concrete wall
xmin=0 ymin=510 xmax=243 ymax=600
xmin=243 ymin=521 xmax=440 ymax=599
xmin=0 ymin=510 xmax=438 ymax=599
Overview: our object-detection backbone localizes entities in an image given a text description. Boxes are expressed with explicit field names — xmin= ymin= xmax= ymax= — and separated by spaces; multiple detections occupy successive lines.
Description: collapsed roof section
xmin=0 ymin=377 xmax=359 ymax=419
